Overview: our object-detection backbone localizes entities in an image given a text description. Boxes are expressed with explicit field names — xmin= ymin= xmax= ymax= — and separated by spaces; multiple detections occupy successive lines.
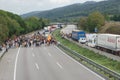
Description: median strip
xmin=52 ymin=29 xmax=120 ymax=80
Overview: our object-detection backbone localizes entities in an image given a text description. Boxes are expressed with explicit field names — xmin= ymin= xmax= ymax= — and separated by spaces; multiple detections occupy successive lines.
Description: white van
xmin=86 ymin=33 xmax=97 ymax=47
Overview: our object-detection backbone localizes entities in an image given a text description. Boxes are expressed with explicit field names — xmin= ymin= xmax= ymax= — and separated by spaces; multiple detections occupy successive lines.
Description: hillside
xmin=21 ymin=11 xmax=41 ymax=18
xmin=22 ymin=0 xmax=120 ymax=21
xmin=100 ymin=21 xmax=120 ymax=34
xmin=0 ymin=10 xmax=49 ymax=44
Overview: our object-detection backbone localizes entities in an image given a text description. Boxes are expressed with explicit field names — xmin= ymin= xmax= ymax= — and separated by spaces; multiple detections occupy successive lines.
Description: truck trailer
xmin=96 ymin=34 xmax=120 ymax=55
xmin=72 ymin=30 xmax=86 ymax=43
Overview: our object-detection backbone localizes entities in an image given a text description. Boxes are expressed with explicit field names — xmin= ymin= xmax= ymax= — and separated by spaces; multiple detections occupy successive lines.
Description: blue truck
xmin=72 ymin=30 xmax=86 ymax=43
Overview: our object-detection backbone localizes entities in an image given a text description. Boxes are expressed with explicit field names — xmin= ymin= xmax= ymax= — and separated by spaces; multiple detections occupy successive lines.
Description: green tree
xmin=25 ymin=17 xmax=50 ymax=32
xmin=0 ymin=16 xmax=9 ymax=43
xmin=104 ymin=14 xmax=110 ymax=21
xmin=6 ymin=17 xmax=21 ymax=37
xmin=41 ymin=18 xmax=50 ymax=28
xmin=111 ymin=15 xmax=120 ymax=21
xmin=0 ymin=10 xmax=50 ymax=44
xmin=87 ymin=11 xmax=105 ymax=32
xmin=78 ymin=17 xmax=88 ymax=31
xmin=0 ymin=24 xmax=9 ymax=43
xmin=24 ymin=17 xmax=40 ymax=32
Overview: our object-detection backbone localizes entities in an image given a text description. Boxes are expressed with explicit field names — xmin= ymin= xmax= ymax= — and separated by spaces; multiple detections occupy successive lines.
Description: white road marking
xmin=35 ymin=63 xmax=39 ymax=70
xmin=48 ymin=53 xmax=52 ymax=57
xmin=57 ymin=62 xmax=63 ymax=69
xmin=14 ymin=47 xmax=21 ymax=80
xmin=32 ymin=53 xmax=35 ymax=57
xmin=55 ymin=46 xmax=105 ymax=80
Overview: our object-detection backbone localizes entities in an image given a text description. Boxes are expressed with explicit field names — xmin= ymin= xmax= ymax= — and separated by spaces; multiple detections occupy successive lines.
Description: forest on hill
xmin=22 ymin=0 xmax=120 ymax=22
xmin=0 ymin=10 xmax=49 ymax=44
xmin=1 ymin=0 xmax=120 ymax=44
xmin=78 ymin=11 xmax=120 ymax=34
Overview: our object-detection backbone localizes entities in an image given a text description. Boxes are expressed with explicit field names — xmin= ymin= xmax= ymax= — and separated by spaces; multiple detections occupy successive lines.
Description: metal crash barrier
xmin=57 ymin=43 xmax=120 ymax=80
xmin=0 ymin=49 xmax=6 ymax=59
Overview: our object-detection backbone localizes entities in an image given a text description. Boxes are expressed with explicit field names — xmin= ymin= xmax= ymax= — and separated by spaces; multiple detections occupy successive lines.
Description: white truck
xmin=96 ymin=34 xmax=120 ymax=55
xmin=86 ymin=33 xmax=97 ymax=47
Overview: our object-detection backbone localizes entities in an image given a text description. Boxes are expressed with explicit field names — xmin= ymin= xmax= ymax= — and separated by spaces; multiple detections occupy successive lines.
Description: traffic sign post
xmin=94 ymin=27 xmax=98 ymax=33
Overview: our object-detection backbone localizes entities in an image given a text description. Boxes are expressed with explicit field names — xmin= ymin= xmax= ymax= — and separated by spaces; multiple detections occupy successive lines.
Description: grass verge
xmin=53 ymin=29 xmax=120 ymax=74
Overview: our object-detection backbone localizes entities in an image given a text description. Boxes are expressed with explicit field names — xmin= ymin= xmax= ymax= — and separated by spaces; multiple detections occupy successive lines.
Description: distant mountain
xmin=21 ymin=0 xmax=120 ymax=22
xmin=22 ymin=11 xmax=40 ymax=18
xmin=83 ymin=1 xmax=96 ymax=4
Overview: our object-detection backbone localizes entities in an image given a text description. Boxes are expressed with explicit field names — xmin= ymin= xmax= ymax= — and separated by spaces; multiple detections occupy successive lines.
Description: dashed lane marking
xmin=35 ymin=63 xmax=39 ymax=70
xmin=56 ymin=62 xmax=63 ymax=69
xmin=48 ymin=53 xmax=52 ymax=57
xmin=32 ymin=53 xmax=35 ymax=57
xmin=55 ymin=46 xmax=105 ymax=80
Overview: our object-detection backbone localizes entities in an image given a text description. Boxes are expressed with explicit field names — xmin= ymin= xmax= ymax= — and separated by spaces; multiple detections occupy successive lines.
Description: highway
xmin=0 ymin=45 xmax=105 ymax=80
xmin=62 ymin=25 xmax=120 ymax=61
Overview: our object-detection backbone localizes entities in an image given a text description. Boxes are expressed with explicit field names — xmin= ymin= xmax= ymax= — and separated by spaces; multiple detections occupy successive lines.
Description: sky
xmin=0 ymin=0 xmax=104 ymax=15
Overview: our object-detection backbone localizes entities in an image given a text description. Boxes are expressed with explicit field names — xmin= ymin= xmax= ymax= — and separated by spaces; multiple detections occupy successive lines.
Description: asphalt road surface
xmin=0 ymin=45 xmax=105 ymax=80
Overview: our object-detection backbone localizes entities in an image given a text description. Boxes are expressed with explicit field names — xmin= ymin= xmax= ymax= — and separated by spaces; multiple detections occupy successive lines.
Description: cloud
xmin=0 ymin=0 xmax=104 ymax=15
xmin=50 ymin=0 xmax=70 ymax=4
xmin=0 ymin=0 xmax=45 ymax=14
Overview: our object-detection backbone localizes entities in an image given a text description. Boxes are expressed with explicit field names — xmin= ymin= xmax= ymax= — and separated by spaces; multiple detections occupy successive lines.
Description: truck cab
xmin=72 ymin=30 xmax=86 ymax=43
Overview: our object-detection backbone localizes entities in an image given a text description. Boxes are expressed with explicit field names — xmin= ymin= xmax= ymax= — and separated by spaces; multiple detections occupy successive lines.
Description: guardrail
xmin=57 ymin=43 xmax=120 ymax=80
xmin=0 ymin=49 xmax=6 ymax=59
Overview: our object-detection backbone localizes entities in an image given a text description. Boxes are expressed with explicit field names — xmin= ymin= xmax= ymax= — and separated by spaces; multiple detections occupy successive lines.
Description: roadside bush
xmin=106 ymin=25 xmax=120 ymax=34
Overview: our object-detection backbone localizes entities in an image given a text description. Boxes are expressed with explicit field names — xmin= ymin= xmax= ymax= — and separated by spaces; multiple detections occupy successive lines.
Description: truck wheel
xmin=118 ymin=52 xmax=120 ymax=56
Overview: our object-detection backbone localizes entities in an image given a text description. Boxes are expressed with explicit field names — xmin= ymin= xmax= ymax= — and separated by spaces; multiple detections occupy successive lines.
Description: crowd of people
xmin=0 ymin=31 xmax=57 ymax=52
